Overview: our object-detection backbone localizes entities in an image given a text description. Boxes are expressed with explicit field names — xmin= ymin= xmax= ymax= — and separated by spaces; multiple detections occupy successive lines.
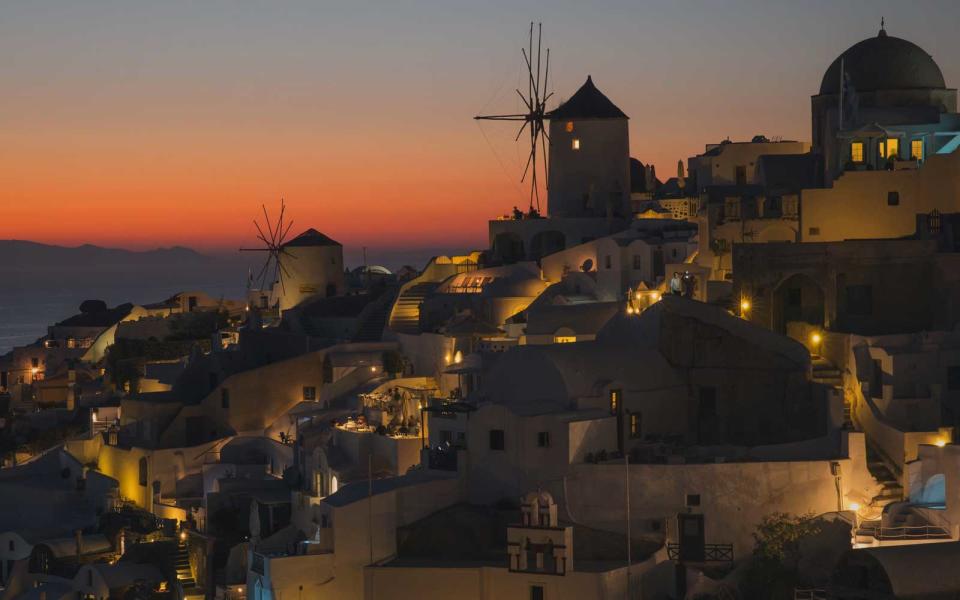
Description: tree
xmin=752 ymin=511 xmax=821 ymax=567
xmin=739 ymin=512 xmax=823 ymax=600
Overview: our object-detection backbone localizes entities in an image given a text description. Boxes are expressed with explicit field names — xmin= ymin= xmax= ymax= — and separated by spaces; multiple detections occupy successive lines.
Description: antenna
xmin=239 ymin=199 xmax=297 ymax=297
xmin=475 ymin=22 xmax=553 ymax=214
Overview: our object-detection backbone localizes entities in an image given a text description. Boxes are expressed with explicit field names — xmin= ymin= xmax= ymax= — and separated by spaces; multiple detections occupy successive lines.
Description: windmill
xmin=239 ymin=199 xmax=296 ymax=296
xmin=475 ymin=22 xmax=553 ymax=215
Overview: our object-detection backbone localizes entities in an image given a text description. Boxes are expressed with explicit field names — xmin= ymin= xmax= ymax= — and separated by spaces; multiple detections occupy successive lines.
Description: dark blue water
xmin=0 ymin=268 xmax=247 ymax=354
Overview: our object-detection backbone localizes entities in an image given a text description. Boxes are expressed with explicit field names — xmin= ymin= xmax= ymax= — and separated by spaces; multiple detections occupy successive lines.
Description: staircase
xmin=866 ymin=444 xmax=904 ymax=508
xmin=174 ymin=538 xmax=204 ymax=599
xmin=388 ymin=282 xmax=438 ymax=334
xmin=353 ymin=297 xmax=393 ymax=342
xmin=811 ymin=357 xmax=852 ymax=428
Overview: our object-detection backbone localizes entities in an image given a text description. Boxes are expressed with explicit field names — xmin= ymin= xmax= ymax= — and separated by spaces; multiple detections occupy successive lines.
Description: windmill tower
xmin=241 ymin=201 xmax=345 ymax=313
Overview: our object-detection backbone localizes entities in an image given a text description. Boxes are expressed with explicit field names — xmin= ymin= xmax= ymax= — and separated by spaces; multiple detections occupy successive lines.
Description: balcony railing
xmin=666 ymin=543 xmax=733 ymax=562
xmin=857 ymin=523 xmax=951 ymax=541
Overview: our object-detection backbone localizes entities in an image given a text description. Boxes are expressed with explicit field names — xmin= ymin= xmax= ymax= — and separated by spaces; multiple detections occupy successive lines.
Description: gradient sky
xmin=3 ymin=0 xmax=960 ymax=256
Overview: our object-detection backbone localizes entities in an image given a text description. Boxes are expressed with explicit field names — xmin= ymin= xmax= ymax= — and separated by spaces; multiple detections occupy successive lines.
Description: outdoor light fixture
xmin=740 ymin=299 xmax=751 ymax=312
xmin=453 ymin=351 xmax=463 ymax=364
xmin=810 ymin=332 xmax=822 ymax=345
xmin=370 ymin=366 xmax=377 ymax=372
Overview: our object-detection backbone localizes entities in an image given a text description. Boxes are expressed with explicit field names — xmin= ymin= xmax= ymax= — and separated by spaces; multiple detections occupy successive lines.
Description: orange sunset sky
xmin=3 ymin=1 xmax=960 ymax=257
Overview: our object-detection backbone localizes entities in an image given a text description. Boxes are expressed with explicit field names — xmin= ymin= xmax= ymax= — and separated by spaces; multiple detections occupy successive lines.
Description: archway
xmin=772 ymin=273 xmax=825 ymax=334
xmin=529 ymin=230 xmax=566 ymax=262
xmin=492 ymin=232 xmax=525 ymax=264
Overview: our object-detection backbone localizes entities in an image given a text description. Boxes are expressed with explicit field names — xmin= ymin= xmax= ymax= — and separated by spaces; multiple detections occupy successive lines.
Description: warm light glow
xmin=810 ymin=332 xmax=822 ymax=345
xmin=651 ymin=292 xmax=660 ymax=302
xmin=848 ymin=502 xmax=860 ymax=512
xmin=444 ymin=353 xmax=451 ymax=364
xmin=880 ymin=137 xmax=899 ymax=160
xmin=554 ymin=336 xmax=576 ymax=344
xmin=626 ymin=306 xmax=635 ymax=315
xmin=635 ymin=292 xmax=643 ymax=300
xmin=850 ymin=141 xmax=864 ymax=163
xmin=936 ymin=439 xmax=947 ymax=448
xmin=565 ymin=121 xmax=574 ymax=133
xmin=453 ymin=351 xmax=463 ymax=364
xmin=911 ymin=139 xmax=924 ymax=161
xmin=572 ymin=138 xmax=580 ymax=150
xmin=30 ymin=367 xmax=39 ymax=375
xmin=180 ymin=531 xmax=187 ymax=541
xmin=370 ymin=366 xmax=377 ymax=372
xmin=740 ymin=299 xmax=751 ymax=312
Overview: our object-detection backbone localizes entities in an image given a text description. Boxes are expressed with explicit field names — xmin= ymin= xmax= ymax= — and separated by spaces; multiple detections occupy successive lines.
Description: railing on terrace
xmin=666 ymin=543 xmax=733 ymax=563
xmin=860 ymin=524 xmax=951 ymax=540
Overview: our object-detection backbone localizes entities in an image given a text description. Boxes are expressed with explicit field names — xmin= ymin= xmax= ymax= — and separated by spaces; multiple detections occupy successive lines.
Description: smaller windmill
xmin=239 ymin=200 xmax=296 ymax=295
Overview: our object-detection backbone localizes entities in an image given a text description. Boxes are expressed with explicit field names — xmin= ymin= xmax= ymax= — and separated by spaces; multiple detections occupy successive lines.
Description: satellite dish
xmin=581 ymin=259 xmax=593 ymax=272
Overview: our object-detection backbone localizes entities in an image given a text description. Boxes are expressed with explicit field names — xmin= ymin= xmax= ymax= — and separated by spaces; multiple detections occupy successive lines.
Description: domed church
xmin=812 ymin=23 xmax=960 ymax=184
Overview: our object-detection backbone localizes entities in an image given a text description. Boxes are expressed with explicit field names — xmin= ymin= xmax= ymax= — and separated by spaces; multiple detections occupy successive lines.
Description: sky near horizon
xmin=3 ymin=1 xmax=960 ymax=255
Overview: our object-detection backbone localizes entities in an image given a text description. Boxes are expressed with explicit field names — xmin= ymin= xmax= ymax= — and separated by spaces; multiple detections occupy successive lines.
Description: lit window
xmin=609 ymin=389 xmax=621 ymax=414
xmin=629 ymin=412 xmax=642 ymax=439
xmin=850 ymin=142 xmax=863 ymax=163
xmin=565 ymin=121 xmax=574 ymax=133
xmin=572 ymin=138 xmax=581 ymax=150
xmin=911 ymin=139 xmax=924 ymax=161
xmin=880 ymin=138 xmax=899 ymax=160
xmin=554 ymin=336 xmax=576 ymax=344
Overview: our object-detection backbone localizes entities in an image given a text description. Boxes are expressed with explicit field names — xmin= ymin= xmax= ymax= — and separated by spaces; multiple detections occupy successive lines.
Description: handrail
xmin=863 ymin=525 xmax=950 ymax=540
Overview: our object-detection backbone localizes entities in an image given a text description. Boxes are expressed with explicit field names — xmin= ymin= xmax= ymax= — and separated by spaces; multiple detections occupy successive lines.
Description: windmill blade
xmin=520 ymin=145 xmax=535 ymax=182
xmin=273 ymin=201 xmax=286 ymax=244
xmin=474 ymin=114 xmax=529 ymax=121
xmin=514 ymin=119 xmax=530 ymax=141
xmin=543 ymin=48 xmax=550 ymax=107
xmin=274 ymin=258 xmax=286 ymax=295
xmin=254 ymin=220 xmax=271 ymax=247
xmin=261 ymin=204 xmax=275 ymax=246
xmin=515 ymin=88 xmax=533 ymax=112
xmin=279 ymin=219 xmax=295 ymax=246
xmin=535 ymin=23 xmax=542 ymax=102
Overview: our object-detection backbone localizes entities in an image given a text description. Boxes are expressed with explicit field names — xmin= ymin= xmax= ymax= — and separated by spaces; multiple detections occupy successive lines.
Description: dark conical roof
xmin=819 ymin=28 xmax=946 ymax=95
xmin=282 ymin=228 xmax=341 ymax=248
xmin=547 ymin=76 xmax=628 ymax=120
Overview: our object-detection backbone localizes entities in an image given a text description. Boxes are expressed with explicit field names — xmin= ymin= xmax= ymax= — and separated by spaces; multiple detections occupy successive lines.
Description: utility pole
xmin=368 ymin=454 xmax=374 ymax=565
xmin=625 ymin=453 xmax=631 ymax=598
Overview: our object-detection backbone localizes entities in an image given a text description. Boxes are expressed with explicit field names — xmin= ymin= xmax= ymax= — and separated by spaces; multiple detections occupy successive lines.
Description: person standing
xmin=669 ymin=272 xmax=682 ymax=296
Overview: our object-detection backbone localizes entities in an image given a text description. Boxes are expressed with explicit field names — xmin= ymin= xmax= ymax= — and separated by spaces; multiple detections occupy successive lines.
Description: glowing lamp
xmin=810 ymin=332 xmax=822 ymax=345
xmin=936 ymin=439 xmax=947 ymax=448
xmin=30 ymin=367 xmax=39 ymax=375
xmin=453 ymin=351 xmax=463 ymax=364
xmin=740 ymin=299 xmax=751 ymax=311
xmin=848 ymin=502 xmax=860 ymax=512
xmin=626 ymin=306 xmax=634 ymax=315
xmin=370 ymin=366 xmax=377 ymax=373
xmin=635 ymin=292 xmax=643 ymax=300
xmin=651 ymin=292 xmax=661 ymax=302
xmin=179 ymin=531 xmax=187 ymax=541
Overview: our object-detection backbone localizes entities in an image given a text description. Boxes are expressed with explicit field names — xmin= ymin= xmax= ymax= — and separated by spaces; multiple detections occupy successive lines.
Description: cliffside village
xmin=4 ymin=24 xmax=960 ymax=600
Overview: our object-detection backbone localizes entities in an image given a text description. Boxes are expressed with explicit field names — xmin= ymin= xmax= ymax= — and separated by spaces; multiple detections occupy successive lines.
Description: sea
xmin=0 ymin=245 xmax=455 ymax=355
xmin=0 ymin=267 xmax=247 ymax=354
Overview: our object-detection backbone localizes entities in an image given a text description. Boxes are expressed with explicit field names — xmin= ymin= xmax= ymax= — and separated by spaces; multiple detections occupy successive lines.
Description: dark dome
xmin=819 ymin=29 xmax=946 ymax=95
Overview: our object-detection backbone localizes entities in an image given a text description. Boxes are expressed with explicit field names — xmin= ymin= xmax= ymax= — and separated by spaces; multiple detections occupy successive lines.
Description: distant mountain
xmin=0 ymin=240 xmax=219 ymax=271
